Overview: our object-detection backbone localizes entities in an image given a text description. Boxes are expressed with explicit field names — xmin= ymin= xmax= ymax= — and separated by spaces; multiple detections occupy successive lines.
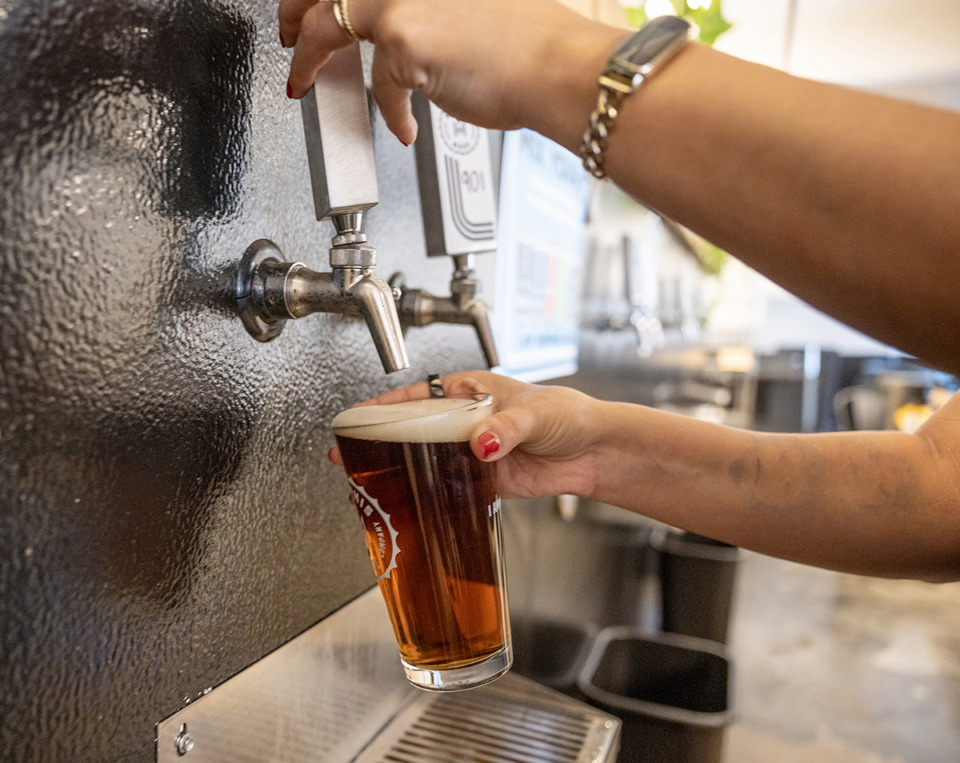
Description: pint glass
xmin=332 ymin=394 xmax=512 ymax=691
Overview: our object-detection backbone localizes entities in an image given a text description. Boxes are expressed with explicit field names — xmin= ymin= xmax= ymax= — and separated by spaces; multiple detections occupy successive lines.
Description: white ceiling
xmin=716 ymin=0 xmax=960 ymax=88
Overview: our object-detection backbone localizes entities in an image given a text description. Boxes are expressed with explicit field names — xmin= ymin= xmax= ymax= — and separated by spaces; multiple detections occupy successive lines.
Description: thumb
xmin=470 ymin=408 xmax=530 ymax=463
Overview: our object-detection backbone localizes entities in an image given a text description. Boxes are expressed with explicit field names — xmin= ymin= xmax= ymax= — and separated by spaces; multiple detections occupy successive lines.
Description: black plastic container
xmin=578 ymin=627 xmax=733 ymax=763
xmin=510 ymin=616 xmax=597 ymax=698
xmin=654 ymin=531 xmax=740 ymax=644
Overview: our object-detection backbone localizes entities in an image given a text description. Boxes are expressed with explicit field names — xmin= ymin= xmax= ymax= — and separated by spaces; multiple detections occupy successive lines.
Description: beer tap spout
xmin=463 ymin=298 xmax=499 ymax=370
xmin=333 ymin=264 xmax=409 ymax=374
xmin=235 ymin=238 xmax=409 ymax=374
xmin=390 ymin=254 xmax=500 ymax=369
xmin=233 ymin=44 xmax=409 ymax=374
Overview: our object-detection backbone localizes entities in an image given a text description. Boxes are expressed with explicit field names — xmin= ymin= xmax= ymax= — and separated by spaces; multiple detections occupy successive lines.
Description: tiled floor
xmin=725 ymin=553 xmax=960 ymax=762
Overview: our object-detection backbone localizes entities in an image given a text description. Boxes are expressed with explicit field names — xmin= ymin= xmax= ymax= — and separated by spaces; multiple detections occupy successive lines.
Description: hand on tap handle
xmin=280 ymin=0 xmax=615 ymax=148
xmin=280 ymin=0 xmax=960 ymax=373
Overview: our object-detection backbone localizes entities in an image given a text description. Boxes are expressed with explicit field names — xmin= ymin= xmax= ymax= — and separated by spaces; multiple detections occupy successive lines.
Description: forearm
xmin=588 ymin=400 xmax=960 ymax=581
xmin=366 ymin=373 xmax=960 ymax=581
xmin=535 ymin=39 xmax=960 ymax=374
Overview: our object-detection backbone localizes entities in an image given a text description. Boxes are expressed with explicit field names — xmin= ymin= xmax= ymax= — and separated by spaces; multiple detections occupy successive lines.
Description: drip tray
xmin=355 ymin=673 xmax=620 ymax=763
xmin=156 ymin=589 xmax=618 ymax=762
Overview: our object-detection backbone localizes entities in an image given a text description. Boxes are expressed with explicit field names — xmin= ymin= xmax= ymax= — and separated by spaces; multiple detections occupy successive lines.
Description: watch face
xmin=613 ymin=16 xmax=691 ymax=77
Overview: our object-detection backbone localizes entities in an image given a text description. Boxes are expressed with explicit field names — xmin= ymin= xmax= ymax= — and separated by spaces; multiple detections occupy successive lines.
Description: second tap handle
xmin=411 ymin=92 xmax=497 ymax=257
xmin=300 ymin=44 xmax=378 ymax=220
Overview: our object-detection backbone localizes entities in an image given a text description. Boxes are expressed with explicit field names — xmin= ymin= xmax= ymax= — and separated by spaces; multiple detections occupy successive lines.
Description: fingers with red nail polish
xmin=478 ymin=431 xmax=500 ymax=459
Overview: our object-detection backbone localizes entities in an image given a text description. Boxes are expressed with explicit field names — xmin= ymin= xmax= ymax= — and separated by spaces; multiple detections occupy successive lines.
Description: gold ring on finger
xmin=332 ymin=0 xmax=361 ymax=42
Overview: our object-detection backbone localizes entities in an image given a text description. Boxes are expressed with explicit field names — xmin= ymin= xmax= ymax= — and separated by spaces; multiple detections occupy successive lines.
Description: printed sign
xmin=493 ymin=129 xmax=592 ymax=382
xmin=428 ymin=104 xmax=498 ymax=254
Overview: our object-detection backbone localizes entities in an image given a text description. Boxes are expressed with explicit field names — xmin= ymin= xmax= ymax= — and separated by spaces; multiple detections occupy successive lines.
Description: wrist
xmin=580 ymin=398 xmax=635 ymax=499
xmin=580 ymin=16 xmax=692 ymax=179
xmin=523 ymin=21 xmax=632 ymax=153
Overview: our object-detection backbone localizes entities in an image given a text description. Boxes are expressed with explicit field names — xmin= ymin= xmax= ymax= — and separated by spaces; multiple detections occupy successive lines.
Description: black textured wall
xmin=0 ymin=1 xmax=491 ymax=760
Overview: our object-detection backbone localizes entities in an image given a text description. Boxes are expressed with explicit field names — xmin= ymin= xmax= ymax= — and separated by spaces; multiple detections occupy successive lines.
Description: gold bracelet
xmin=579 ymin=17 xmax=691 ymax=180
xmin=579 ymin=88 xmax=628 ymax=180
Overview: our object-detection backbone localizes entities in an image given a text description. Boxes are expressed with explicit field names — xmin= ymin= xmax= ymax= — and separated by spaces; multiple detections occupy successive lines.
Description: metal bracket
xmin=235 ymin=239 xmax=288 ymax=342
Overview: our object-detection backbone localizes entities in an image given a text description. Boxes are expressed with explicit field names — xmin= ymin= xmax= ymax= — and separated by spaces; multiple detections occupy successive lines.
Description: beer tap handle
xmin=411 ymin=92 xmax=497 ymax=257
xmin=300 ymin=44 xmax=378 ymax=221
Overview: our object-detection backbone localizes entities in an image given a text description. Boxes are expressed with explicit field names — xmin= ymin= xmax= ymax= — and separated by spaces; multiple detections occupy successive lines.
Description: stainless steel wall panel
xmin=0 ymin=2 xmax=492 ymax=759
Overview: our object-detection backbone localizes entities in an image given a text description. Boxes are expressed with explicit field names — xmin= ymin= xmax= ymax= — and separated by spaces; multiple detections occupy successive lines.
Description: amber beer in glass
xmin=332 ymin=395 xmax=512 ymax=691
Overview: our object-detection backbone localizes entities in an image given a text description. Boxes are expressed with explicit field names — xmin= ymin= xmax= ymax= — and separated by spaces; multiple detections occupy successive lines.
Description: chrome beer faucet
xmin=390 ymin=254 xmax=499 ymax=368
xmin=235 ymin=45 xmax=409 ymax=374
xmin=389 ymin=94 xmax=500 ymax=369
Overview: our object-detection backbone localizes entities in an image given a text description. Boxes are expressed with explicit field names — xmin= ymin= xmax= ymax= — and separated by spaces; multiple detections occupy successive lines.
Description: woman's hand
xmin=328 ymin=370 xmax=606 ymax=499
xmin=278 ymin=0 xmax=625 ymax=149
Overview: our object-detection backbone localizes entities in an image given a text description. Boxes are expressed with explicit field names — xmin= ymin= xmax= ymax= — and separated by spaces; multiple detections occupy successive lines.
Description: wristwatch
xmin=579 ymin=16 xmax=692 ymax=179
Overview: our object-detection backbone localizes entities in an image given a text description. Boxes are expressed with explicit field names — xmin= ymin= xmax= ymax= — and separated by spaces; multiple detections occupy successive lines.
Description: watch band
xmin=579 ymin=16 xmax=691 ymax=180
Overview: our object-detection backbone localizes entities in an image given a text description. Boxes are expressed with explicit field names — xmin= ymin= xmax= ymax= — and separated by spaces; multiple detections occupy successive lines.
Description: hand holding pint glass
xmin=332 ymin=394 xmax=512 ymax=691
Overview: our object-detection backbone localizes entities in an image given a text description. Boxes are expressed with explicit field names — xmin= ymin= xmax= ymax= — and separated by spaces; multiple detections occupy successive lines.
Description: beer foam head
xmin=332 ymin=396 xmax=492 ymax=442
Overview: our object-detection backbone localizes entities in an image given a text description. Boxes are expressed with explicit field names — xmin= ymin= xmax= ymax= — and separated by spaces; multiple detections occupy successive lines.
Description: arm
xmin=281 ymin=0 xmax=960 ymax=373
xmin=348 ymin=371 xmax=960 ymax=582
xmin=588 ymin=392 xmax=960 ymax=583
xmin=596 ymin=46 xmax=960 ymax=376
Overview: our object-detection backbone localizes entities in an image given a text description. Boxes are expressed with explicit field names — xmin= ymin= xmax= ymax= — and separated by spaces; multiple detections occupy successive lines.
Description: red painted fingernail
xmin=399 ymin=138 xmax=410 ymax=147
xmin=478 ymin=432 xmax=500 ymax=459
xmin=286 ymin=80 xmax=293 ymax=99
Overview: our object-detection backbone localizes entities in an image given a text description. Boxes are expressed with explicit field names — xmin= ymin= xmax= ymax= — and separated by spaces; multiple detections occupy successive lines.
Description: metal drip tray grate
xmin=156 ymin=591 xmax=617 ymax=762
xmin=355 ymin=673 xmax=620 ymax=763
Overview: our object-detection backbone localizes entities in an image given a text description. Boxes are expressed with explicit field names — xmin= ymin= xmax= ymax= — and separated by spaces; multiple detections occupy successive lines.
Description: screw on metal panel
xmin=176 ymin=723 xmax=194 ymax=756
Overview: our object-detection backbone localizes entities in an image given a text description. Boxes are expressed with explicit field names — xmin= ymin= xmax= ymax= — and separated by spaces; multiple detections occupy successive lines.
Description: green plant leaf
xmin=685 ymin=2 xmax=733 ymax=46
xmin=623 ymin=7 xmax=650 ymax=28
xmin=623 ymin=1 xmax=732 ymax=46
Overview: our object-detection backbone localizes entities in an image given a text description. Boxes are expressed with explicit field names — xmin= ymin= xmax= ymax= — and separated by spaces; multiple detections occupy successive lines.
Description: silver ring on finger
xmin=428 ymin=375 xmax=445 ymax=399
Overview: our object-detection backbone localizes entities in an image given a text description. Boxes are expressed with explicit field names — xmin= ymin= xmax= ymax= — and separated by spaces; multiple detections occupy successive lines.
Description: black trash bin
xmin=578 ymin=627 xmax=733 ymax=763
xmin=510 ymin=616 xmax=597 ymax=699
xmin=654 ymin=530 xmax=740 ymax=644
